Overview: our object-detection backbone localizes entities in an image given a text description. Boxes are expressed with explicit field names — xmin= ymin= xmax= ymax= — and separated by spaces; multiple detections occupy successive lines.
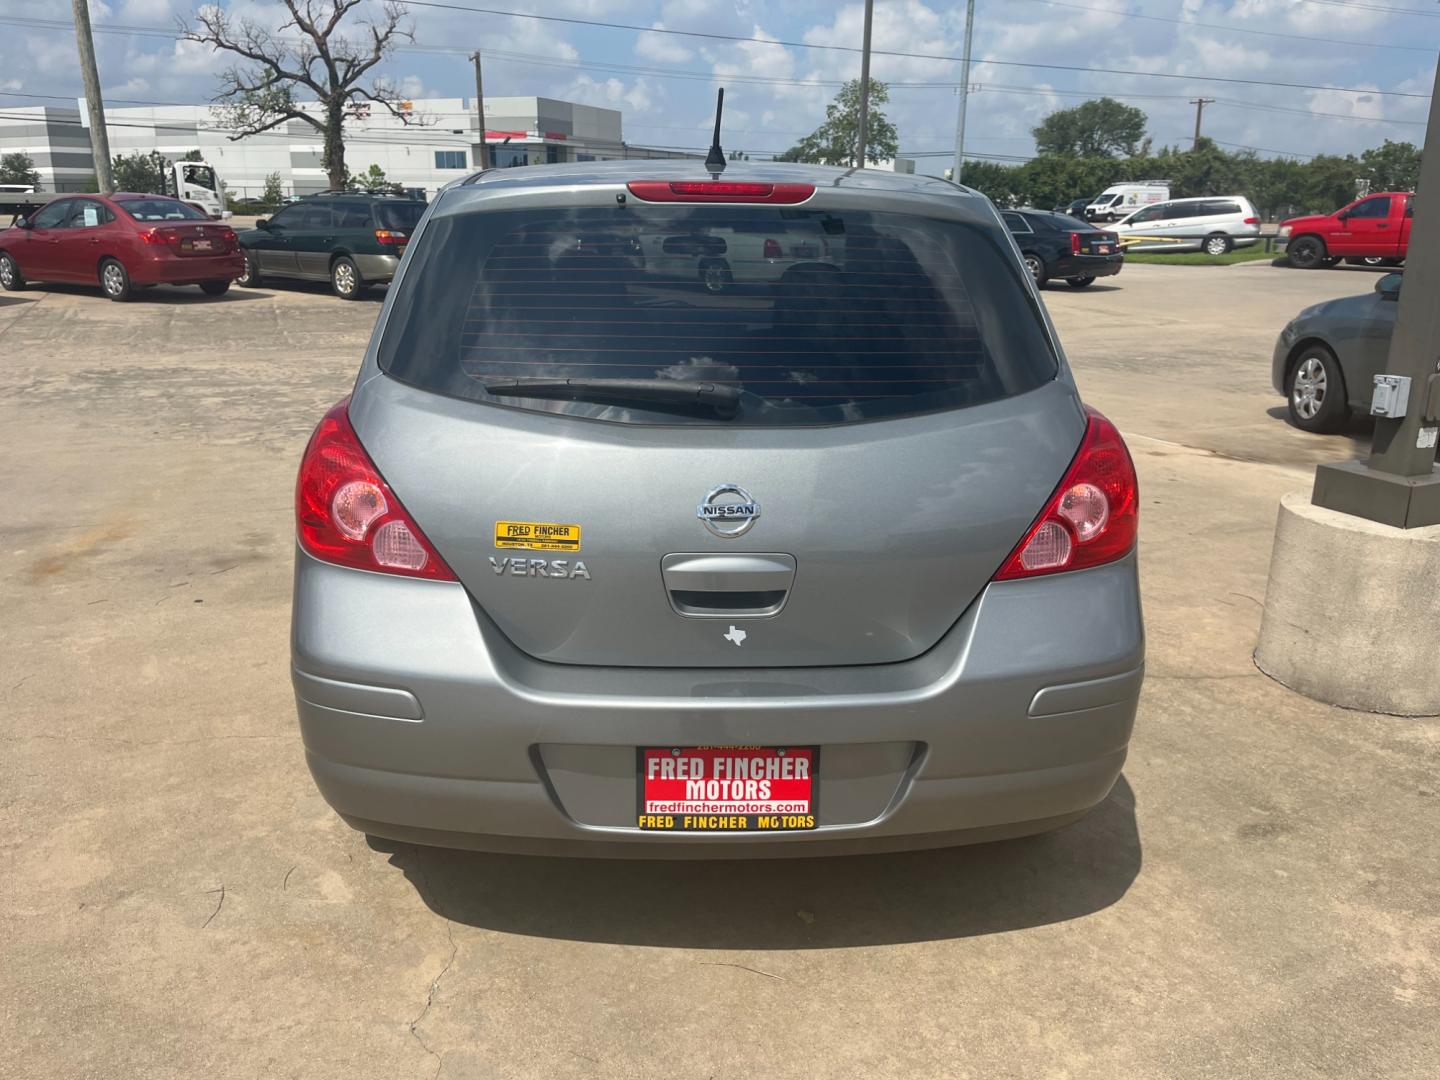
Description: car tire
xmin=200 ymin=280 xmax=231 ymax=297
xmin=1287 ymin=235 xmax=1328 ymax=269
xmin=1203 ymin=233 xmax=1233 ymax=256
xmin=1286 ymin=344 xmax=1350 ymax=434
xmin=99 ymin=257 xmax=133 ymax=302
xmin=1022 ymin=253 xmax=1048 ymax=288
xmin=1066 ymin=276 xmax=1096 ymax=288
xmin=236 ymin=251 xmax=262 ymax=288
xmin=331 ymin=255 xmax=365 ymax=300
xmin=699 ymin=258 xmax=732 ymax=293
xmin=0 ymin=252 xmax=23 ymax=291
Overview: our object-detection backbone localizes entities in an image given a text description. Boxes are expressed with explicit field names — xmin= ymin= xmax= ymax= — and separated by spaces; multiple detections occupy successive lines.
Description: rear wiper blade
xmin=482 ymin=377 xmax=742 ymax=417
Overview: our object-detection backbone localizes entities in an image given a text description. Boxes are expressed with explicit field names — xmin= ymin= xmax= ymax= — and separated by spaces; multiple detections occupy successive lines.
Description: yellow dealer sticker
xmin=494 ymin=521 xmax=582 ymax=552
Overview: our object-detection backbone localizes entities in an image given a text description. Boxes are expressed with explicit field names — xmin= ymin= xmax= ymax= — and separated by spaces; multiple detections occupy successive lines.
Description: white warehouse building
xmin=0 ymin=96 xmax=699 ymax=200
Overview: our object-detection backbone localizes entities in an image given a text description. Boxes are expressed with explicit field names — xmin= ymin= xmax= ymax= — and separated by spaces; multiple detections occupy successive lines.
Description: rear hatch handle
xmin=661 ymin=553 xmax=796 ymax=618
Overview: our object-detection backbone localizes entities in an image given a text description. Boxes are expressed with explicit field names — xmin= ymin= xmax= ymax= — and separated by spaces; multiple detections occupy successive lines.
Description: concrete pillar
xmin=1255 ymin=492 xmax=1440 ymax=716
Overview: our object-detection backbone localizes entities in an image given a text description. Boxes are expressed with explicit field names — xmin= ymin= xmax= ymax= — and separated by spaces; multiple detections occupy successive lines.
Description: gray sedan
xmin=1272 ymin=272 xmax=1401 ymax=432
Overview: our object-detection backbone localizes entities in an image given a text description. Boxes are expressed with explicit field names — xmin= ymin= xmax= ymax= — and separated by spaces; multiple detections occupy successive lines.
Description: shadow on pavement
xmin=371 ymin=776 xmax=1141 ymax=949
xmin=14 ymin=282 xmax=271 ymax=304
xmin=249 ymin=279 xmax=388 ymax=302
xmin=1264 ymin=405 xmax=1373 ymax=450
xmin=0 ymin=295 xmax=38 ymax=307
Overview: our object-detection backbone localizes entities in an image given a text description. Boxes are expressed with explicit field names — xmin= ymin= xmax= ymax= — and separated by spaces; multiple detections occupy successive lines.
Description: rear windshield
xmin=117 ymin=198 xmax=207 ymax=222
xmin=376 ymin=202 xmax=426 ymax=230
xmin=377 ymin=205 xmax=1058 ymax=427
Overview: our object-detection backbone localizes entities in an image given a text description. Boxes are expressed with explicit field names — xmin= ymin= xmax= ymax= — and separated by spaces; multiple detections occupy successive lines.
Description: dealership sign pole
xmin=1311 ymin=62 xmax=1440 ymax=528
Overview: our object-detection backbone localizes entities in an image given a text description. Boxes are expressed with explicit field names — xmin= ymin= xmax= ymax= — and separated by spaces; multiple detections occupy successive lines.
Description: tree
xmin=0 ymin=152 xmax=41 ymax=188
xmin=351 ymin=163 xmax=389 ymax=191
xmin=111 ymin=150 xmax=171 ymax=194
xmin=1360 ymin=139 xmax=1421 ymax=192
xmin=1033 ymin=98 xmax=1147 ymax=158
xmin=777 ymin=79 xmax=900 ymax=166
xmin=182 ymin=0 xmax=415 ymax=191
xmin=262 ymin=171 xmax=286 ymax=205
xmin=182 ymin=149 xmax=205 ymax=162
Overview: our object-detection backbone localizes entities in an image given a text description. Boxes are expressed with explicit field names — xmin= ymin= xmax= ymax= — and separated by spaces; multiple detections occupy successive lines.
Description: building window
xmin=493 ymin=147 xmax=529 ymax=168
xmin=434 ymin=150 xmax=467 ymax=169
xmin=546 ymin=144 xmax=563 ymax=164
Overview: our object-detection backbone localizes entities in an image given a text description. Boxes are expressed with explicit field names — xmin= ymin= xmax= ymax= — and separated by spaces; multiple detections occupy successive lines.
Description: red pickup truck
xmin=1278 ymin=191 xmax=1412 ymax=269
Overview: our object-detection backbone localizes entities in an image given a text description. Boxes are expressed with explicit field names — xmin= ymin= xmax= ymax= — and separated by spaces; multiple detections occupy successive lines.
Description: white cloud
xmin=635 ymin=23 xmax=693 ymax=64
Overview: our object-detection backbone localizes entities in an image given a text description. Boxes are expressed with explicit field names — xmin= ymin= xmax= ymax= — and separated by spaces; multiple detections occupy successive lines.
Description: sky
xmin=0 ymin=0 xmax=1436 ymax=176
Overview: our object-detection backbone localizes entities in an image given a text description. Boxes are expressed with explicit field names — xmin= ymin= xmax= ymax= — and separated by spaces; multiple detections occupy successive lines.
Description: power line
xmin=1015 ymin=0 xmax=1437 ymax=51
xmin=370 ymin=0 xmax=1433 ymax=100
xmin=1292 ymin=0 xmax=1440 ymax=17
xmin=1210 ymin=139 xmax=1317 ymax=159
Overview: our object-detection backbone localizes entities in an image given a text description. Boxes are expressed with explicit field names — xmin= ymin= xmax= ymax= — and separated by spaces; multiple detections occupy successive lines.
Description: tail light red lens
xmin=1070 ymin=232 xmax=1083 ymax=254
xmin=295 ymin=399 xmax=457 ymax=581
xmin=626 ymin=180 xmax=815 ymax=204
xmin=763 ymin=238 xmax=783 ymax=259
xmin=994 ymin=408 xmax=1138 ymax=580
xmin=375 ymin=229 xmax=408 ymax=246
xmin=140 ymin=227 xmax=182 ymax=246
xmin=1243 ymin=216 xmax=1259 ymax=225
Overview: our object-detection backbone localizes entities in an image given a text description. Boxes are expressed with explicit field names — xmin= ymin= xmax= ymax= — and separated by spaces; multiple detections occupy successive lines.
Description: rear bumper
xmin=292 ymin=549 xmax=1144 ymax=857
xmin=1053 ymin=254 xmax=1124 ymax=280
xmin=352 ymin=253 xmax=401 ymax=282
xmin=129 ymin=251 xmax=244 ymax=285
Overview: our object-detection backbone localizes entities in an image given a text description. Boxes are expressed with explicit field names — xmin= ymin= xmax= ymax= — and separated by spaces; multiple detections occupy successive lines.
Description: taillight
xmin=295 ymin=399 xmax=456 ymax=581
xmin=375 ymin=229 xmax=407 ymax=246
xmin=219 ymin=227 xmax=237 ymax=243
xmin=626 ymin=180 xmax=815 ymax=204
xmin=140 ymin=227 xmax=181 ymax=246
xmin=994 ymin=408 xmax=1138 ymax=580
xmin=1243 ymin=216 xmax=1259 ymax=225
xmin=1070 ymin=232 xmax=1082 ymax=254
xmin=763 ymin=238 xmax=783 ymax=259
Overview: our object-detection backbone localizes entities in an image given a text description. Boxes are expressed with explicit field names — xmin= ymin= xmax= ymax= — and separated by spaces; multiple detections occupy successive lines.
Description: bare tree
xmin=182 ymin=0 xmax=415 ymax=190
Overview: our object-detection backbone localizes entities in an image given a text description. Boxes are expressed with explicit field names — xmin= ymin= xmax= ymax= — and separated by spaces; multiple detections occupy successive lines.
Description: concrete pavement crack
xmin=408 ymin=852 xmax=458 ymax=1080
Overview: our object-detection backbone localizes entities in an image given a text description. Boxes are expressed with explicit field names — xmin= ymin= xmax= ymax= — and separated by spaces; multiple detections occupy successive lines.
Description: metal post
xmin=471 ymin=51 xmax=488 ymax=170
xmin=854 ymin=0 xmax=874 ymax=168
xmin=1189 ymin=98 xmax=1215 ymax=146
xmin=1312 ymin=60 xmax=1440 ymax=528
xmin=71 ymin=0 xmax=113 ymax=192
xmin=952 ymin=0 xmax=975 ymax=183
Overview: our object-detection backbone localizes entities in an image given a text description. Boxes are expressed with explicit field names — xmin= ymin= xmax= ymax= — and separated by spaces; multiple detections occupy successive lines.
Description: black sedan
xmin=1002 ymin=209 xmax=1123 ymax=288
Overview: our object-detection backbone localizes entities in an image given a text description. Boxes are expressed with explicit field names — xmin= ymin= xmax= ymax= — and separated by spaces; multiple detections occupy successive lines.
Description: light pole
xmin=71 ymin=0 xmax=113 ymax=192
xmin=1311 ymin=60 xmax=1440 ymax=528
xmin=854 ymin=0 xmax=874 ymax=168
xmin=951 ymin=0 xmax=975 ymax=184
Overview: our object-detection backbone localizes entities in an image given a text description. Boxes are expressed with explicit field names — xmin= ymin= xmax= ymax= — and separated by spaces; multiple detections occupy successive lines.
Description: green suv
xmin=235 ymin=192 xmax=426 ymax=299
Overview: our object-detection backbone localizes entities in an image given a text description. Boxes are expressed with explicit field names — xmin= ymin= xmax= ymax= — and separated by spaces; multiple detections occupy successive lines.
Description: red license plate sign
xmin=638 ymin=746 xmax=817 ymax=831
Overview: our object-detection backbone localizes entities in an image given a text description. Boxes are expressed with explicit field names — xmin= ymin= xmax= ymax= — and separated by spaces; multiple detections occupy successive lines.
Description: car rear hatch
xmin=1076 ymin=229 xmax=1120 ymax=256
xmin=354 ymin=179 xmax=1086 ymax=668
xmin=148 ymin=222 xmax=235 ymax=255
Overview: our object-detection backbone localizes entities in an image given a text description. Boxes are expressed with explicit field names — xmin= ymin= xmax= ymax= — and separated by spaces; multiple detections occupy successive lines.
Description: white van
xmin=1110 ymin=195 xmax=1262 ymax=255
xmin=1086 ymin=182 xmax=1169 ymax=223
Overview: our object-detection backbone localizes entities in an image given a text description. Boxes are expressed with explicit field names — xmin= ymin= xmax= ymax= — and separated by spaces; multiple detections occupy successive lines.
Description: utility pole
xmin=71 ymin=0 xmax=113 ymax=192
xmin=1189 ymin=98 xmax=1215 ymax=147
xmin=471 ymin=51 xmax=488 ymax=170
xmin=1312 ymin=59 xmax=1440 ymax=527
xmin=854 ymin=0 xmax=874 ymax=168
xmin=952 ymin=0 xmax=976 ymax=183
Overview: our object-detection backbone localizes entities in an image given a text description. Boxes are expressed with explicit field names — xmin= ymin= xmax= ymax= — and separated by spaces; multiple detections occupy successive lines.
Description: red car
xmin=0 ymin=192 xmax=243 ymax=301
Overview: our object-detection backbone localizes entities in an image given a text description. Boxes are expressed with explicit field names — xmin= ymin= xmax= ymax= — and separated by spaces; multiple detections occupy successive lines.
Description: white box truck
xmin=1086 ymin=181 xmax=1169 ymax=223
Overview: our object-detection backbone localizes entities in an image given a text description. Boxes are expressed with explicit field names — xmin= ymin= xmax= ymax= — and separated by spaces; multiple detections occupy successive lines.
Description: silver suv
xmin=290 ymin=162 xmax=1144 ymax=856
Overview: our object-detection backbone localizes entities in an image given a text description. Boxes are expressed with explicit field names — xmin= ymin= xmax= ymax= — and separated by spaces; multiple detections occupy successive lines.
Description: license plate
xmin=186 ymin=239 xmax=213 ymax=252
xmin=637 ymin=746 xmax=818 ymax=831
xmin=1097 ymin=244 xmax=1113 ymax=254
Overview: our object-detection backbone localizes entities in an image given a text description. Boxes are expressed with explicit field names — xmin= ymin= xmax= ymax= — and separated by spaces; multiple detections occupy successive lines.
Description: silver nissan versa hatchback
xmin=291 ymin=159 xmax=1144 ymax=857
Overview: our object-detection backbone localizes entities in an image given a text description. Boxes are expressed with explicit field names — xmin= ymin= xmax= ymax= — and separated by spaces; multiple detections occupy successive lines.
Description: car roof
xmin=1010 ymin=208 xmax=1082 ymax=224
xmin=458 ymin=159 xmax=978 ymax=201
xmin=1151 ymin=195 xmax=1251 ymax=204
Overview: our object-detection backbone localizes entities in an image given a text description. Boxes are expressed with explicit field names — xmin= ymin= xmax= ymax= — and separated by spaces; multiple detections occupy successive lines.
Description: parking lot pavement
xmin=3 ymin=266 xmax=1436 ymax=1079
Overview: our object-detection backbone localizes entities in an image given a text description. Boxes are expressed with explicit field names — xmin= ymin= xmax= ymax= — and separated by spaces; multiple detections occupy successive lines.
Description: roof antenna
xmin=705 ymin=87 xmax=727 ymax=175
